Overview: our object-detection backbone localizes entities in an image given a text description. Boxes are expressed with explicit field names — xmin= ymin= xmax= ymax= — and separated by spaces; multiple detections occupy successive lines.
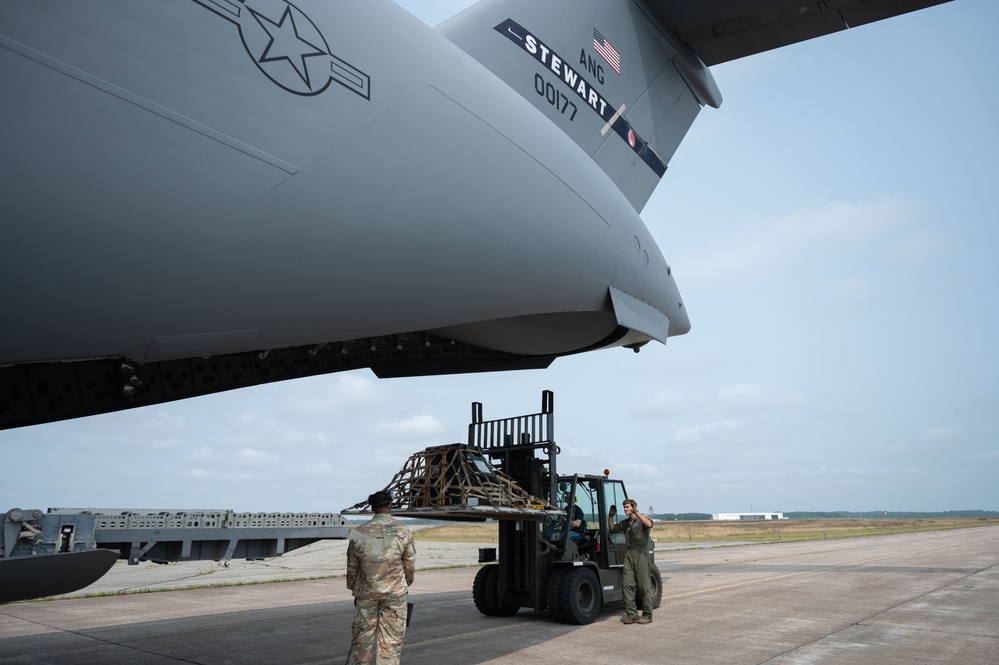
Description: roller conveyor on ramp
xmin=0 ymin=507 xmax=350 ymax=603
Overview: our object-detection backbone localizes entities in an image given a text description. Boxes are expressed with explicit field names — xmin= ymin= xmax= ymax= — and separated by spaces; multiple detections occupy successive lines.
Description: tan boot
xmin=637 ymin=616 xmax=652 ymax=624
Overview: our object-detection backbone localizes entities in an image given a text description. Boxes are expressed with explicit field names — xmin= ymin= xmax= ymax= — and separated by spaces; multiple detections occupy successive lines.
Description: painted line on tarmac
xmin=663 ymin=545 xmax=944 ymax=600
xmin=308 ymin=621 xmax=526 ymax=664
xmin=664 ymin=568 xmax=812 ymax=600
xmin=404 ymin=620 xmax=525 ymax=648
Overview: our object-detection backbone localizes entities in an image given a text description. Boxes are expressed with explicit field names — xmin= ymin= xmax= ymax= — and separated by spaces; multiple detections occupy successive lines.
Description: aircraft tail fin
xmin=439 ymin=0 xmax=721 ymax=212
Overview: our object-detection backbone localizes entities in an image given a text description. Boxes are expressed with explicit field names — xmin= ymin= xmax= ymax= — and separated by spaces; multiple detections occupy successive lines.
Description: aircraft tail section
xmin=439 ymin=0 xmax=721 ymax=212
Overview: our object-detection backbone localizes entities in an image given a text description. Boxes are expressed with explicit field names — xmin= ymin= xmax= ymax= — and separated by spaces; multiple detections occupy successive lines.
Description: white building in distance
xmin=713 ymin=512 xmax=786 ymax=521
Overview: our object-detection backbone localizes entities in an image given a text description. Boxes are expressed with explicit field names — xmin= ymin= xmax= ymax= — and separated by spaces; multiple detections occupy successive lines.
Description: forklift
xmin=469 ymin=391 xmax=663 ymax=624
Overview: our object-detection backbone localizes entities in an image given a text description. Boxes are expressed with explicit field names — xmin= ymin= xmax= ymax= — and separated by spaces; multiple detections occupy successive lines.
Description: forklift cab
xmin=543 ymin=474 xmax=629 ymax=567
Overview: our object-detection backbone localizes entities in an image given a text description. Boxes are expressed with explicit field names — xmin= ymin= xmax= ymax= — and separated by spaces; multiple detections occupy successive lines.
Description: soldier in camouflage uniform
xmin=346 ymin=491 xmax=416 ymax=665
xmin=609 ymin=498 xmax=654 ymax=624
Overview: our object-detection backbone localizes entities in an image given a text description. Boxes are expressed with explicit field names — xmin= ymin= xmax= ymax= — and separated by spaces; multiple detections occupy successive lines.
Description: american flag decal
xmin=593 ymin=28 xmax=621 ymax=74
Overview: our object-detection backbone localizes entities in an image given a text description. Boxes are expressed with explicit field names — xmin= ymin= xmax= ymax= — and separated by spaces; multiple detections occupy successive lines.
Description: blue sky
xmin=2 ymin=1 xmax=995 ymax=515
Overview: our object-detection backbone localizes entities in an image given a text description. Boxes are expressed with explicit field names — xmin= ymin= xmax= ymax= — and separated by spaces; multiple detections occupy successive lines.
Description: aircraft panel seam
xmin=0 ymin=34 xmax=299 ymax=176
xmin=428 ymin=82 xmax=611 ymax=228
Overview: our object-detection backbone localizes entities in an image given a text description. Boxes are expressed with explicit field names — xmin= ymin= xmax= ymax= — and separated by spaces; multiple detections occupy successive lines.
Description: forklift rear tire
xmin=636 ymin=562 xmax=664 ymax=610
xmin=473 ymin=564 xmax=519 ymax=617
xmin=558 ymin=567 xmax=601 ymax=624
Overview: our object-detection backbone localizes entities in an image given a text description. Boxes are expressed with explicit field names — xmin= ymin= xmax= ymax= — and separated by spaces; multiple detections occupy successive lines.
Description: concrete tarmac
xmin=1 ymin=526 xmax=996 ymax=664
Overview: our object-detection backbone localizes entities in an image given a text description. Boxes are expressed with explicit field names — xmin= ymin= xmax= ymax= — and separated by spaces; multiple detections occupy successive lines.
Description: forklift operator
xmin=565 ymin=498 xmax=586 ymax=542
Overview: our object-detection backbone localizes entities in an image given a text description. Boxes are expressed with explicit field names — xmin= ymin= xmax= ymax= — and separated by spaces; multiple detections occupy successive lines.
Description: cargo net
xmin=345 ymin=444 xmax=551 ymax=513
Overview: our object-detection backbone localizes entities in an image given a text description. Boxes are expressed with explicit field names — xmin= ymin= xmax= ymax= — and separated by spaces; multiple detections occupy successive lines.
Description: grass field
xmin=412 ymin=517 xmax=999 ymax=545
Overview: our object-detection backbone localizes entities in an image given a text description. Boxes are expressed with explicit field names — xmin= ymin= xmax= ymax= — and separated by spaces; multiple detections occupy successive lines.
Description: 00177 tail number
xmin=534 ymin=74 xmax=577 ymax=121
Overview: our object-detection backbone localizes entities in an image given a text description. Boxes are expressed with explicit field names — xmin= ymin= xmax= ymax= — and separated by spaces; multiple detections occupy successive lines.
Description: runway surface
xmin=1 ymin=526 xmax=996 ymax=664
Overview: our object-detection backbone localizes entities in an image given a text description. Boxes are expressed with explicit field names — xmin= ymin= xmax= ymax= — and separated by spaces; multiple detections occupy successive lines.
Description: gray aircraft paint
xmin=0 ymin=0 xmax=950 ymax=428
xmin=2 ymin=1 xmax=681 ymax=362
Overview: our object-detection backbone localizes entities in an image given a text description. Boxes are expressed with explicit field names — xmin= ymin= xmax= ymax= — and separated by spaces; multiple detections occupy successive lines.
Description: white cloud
xmin=815 ymin=465 xmax=875 ymax=477
xmin=824 ymin=276 xmax=868 ymax=302
xmin=228 ymin=412 xmax=328 ymax=447
xmin=674 ymin=421 xmax=749 ymax=444
xmin=890 ymin=231 xmax=945 ymax=264
xmin=148 ymin=438 xmax=184 ymax=451
xmin=236 ymin=412 xmax=270 ymax=427
xmin=282 ymin=374 xmax=381 ymax=415
xmin=377 ymin=415 xmax=446 ymax=439
xmin=715 ymin=384 xmax=805 ymax=410
xmin=297 ymin=460 xmax=336 ymax=476
xmin=225 ymin=473 xmax=260 ymax=482
xmin=183 ymin=467 xmax=263 ymax=483
xmin=237 ymin=448 xmax=278 ymax=466
xmin=920 ymin=426 xmax=960 ymax=443
xmin=678 ymin=198 xmax=911 ymax=286
xmin=649 ymin=390 xmax=699 ymax=412
xmin=717 ymin=383 xmax=764 ymax=403
xmin=76 ymin=409 xmax=190 ymax=449
xmin=609 ymin=461 xmax=658 ymax=477
xmin=369 ymin=448 xmax=415 ymax=470
xmin=559 ymin=443 xmax=598 ymax=461
xmin=137 ymin=410 xmax=188 ymax=432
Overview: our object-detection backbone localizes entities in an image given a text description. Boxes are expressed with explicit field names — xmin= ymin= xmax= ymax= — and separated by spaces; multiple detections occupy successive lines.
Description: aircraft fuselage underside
xmin=0 ymin=1 xmax=690 ymax=428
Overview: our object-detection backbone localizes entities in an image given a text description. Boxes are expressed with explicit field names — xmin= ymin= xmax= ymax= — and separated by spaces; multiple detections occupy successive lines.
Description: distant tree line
xmin=783 ymin=510 xmax=999 ymax=519
xmin=650 ymin=513 xmax=713 ymax=521
xmin=646 ymin=510 xmax=998 ymax=521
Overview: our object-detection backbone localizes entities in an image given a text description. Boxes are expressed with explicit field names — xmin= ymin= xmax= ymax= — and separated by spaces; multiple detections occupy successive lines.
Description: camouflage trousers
xmin=348 ymin=595 xmax=408 ymax=665
xmin=622 ymin=550 xmax=653 ymax=619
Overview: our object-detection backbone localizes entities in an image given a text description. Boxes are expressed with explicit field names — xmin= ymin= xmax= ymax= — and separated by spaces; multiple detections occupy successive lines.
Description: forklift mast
xmin=468 ymin=390 xmax=558 ymax=507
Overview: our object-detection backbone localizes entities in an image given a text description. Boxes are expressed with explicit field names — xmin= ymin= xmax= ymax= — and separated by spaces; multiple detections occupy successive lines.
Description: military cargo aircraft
xmin=0 ymin=0 xmax=952 ymax=431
